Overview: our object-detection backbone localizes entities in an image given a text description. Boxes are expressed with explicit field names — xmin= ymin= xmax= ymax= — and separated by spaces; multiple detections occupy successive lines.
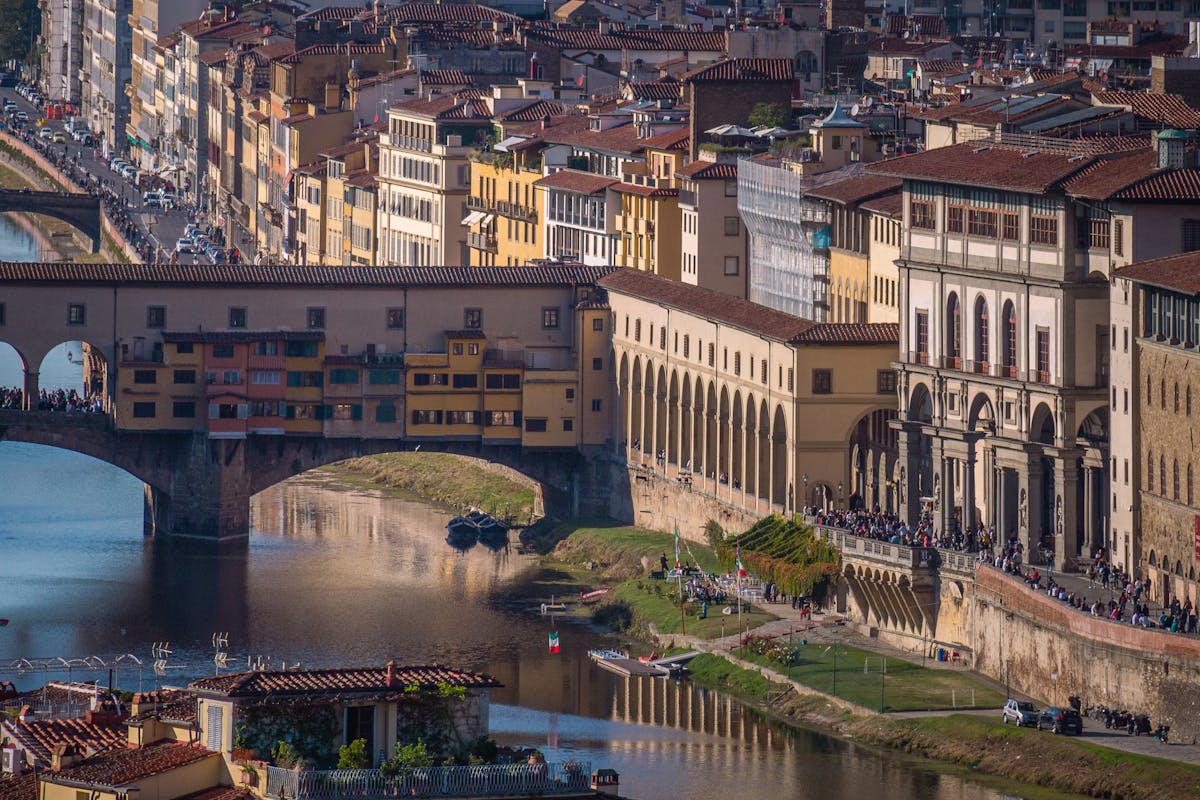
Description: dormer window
xmin=589 ymin=118 xmax=601 ymax=131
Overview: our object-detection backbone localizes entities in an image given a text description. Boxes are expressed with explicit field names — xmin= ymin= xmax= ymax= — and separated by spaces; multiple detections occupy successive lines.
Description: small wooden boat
xmin=446 ymin=516 xmax=480 ymax=550
xmin=578 ymin=587 xmax=611 ymax=604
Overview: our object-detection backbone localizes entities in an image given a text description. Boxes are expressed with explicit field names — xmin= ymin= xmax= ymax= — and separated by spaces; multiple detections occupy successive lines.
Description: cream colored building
xmin=602 ymin=268 xmax=899 ymax=517
xmin=678 ymin=151 xmax=747 ymax=299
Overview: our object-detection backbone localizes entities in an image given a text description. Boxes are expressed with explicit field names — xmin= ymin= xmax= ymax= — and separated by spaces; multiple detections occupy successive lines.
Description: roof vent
xmin=1068 ymin=155 xmax=1085 ymax=162
xmin=1022 ymin=150 xmax=1038 ymax=157
xmin=972 ymin=146 xmax=990 ymax=154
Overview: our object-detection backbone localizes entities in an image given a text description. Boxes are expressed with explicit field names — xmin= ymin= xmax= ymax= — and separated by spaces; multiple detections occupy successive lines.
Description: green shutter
xmin=352 ymin=404 xmax=362 ymax=421
xmin=287 ymin=371 xmax=301 ymax=387
xmin=285 ymin=405 xmax=296 ymax=420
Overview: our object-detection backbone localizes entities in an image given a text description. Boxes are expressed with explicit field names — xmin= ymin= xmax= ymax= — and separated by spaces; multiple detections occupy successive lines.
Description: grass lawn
xmin=686 ymin=653 xmax=785 ymax=697
xmin=736 ymin=642 xmax=1007 ymax=712
xmin=549 ymin=520 xmax=725 ymax=573
xmin=609 ymin=579 xmax=776 ymax=640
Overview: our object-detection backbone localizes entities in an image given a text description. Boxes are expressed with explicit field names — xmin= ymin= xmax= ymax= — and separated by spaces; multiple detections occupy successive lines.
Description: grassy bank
xmin=688 ymin=653 xmax=1200 ymax=800
xmin=547 ymin=522 xmax=777 ymax=640
xmin=323 ymin=453 xmax=537 ymax=523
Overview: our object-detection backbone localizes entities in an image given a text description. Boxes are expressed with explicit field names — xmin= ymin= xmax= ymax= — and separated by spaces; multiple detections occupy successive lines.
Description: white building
xmin=39 ymin=0 xmax=83 ymax=103
xmin=534 ymin=170 xmax=619 ymax=266
xmin=79 ymin=0 xmax=133 ymax=153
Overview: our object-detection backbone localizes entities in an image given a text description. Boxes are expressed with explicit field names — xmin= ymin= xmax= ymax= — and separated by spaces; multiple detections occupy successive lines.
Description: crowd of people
xmin=0 ymin=386 xmax=103 ymax=413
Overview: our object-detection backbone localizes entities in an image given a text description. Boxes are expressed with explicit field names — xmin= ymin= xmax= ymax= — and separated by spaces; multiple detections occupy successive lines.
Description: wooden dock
xmin=588 ymin=649 xmax=702 ymax=678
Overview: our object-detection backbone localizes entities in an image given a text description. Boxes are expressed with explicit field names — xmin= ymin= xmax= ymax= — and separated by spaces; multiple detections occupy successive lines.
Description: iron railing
xmin=264 ymin=762 xmax=592 ymax=800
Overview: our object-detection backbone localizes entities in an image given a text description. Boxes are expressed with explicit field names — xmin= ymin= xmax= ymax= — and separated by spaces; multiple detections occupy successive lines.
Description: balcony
xmin=466 ymin=195 xmax=492 ymax=212
xmin=943 ymin=355 xmax=961 ymax=370
xmin=678 ymin=188 xmax=696 ymax=207
xmin=385 ymin=134 xmax=432 ymax=153
xmin=495 ymin=200 xmax=536 ymax=223
xmin=467 ymin=231 xmax=497 ymax=253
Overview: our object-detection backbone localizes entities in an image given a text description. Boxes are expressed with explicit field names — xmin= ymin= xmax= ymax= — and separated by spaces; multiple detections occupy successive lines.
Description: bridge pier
xmin=144 ymin=435 xmax=251 ymax=542
xmin=23 ymin=370 xmax=38 ymax=411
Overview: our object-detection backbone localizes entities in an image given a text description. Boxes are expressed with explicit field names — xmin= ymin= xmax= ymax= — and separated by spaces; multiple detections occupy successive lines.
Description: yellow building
xmin=115 ymin=339 xmax=204 ymax=432
xmin=294 ymin=159 xmax=328 ymax=265
xmin=346 ymin=166 xmax=379 ymax=267
xmin=614 ymin=183 xmax=682 ymax=281
xmin=864 ymin=191 xmax=902 ymax=324
xmin=467 ymin=145 xmax=545 ymax=268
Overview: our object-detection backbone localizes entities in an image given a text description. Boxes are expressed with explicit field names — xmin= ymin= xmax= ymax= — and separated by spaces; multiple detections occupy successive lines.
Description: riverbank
xmin=686 ymin=652 xmax=1200 ymax=800
xmin=321 ymin=453 xmax=539 ymax=523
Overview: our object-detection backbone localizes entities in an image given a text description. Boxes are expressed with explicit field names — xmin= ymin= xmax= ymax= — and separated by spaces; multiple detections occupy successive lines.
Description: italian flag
xmin=548 ymin=631 xmax=560 ymax=653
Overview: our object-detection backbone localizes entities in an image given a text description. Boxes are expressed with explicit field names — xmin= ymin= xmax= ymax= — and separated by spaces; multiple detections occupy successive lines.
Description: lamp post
xmin=837 ymin=480 xmax=844 ymax=508
xmin=802 ymin=473 xmax=809 ymax=511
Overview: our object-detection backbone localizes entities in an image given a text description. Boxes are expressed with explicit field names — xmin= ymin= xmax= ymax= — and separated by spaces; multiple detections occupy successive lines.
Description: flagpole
xmin=675 ymin=520 xmax=685 ymax=635
xmin=736 ymin=540 xmax=743 ymax=644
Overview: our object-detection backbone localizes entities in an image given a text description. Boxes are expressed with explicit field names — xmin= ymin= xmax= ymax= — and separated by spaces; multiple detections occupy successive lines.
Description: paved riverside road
xmin=0 ymin=85 xmax=204 ymax=262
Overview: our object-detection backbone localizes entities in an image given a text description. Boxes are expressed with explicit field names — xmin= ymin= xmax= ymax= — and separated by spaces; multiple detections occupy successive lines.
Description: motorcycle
xmin=1153 ymin=724 xmax=1170 ymax=743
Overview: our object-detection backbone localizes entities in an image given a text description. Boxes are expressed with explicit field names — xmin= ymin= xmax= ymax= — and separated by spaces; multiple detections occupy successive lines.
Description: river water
xmin=0 ymin=217 xmax=1053 ymax=800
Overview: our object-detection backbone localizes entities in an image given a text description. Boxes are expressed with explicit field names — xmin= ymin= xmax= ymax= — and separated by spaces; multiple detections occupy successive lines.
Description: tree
xmin=747 ymin=102 xmax=789 ymax=130
xmin=337 ymin=739 xmax=370 ymax=770
xmin=0 ymin=0 xmax=38 ymax=65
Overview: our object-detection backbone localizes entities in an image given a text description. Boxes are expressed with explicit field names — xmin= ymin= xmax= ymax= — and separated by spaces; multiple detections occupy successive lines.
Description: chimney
xmin=385 ymin=661 xmax=397 ymax=688
xmin=493 ymin=19 xmax=503 ymax=45
xmin=324 ymin=82 xmax=340 ymax=112
xmin=541 ymin=114 xmax=551 ymax=129
xmin=17 ymin=705 xmax=34 ymax=724
xmin=51 ymin=744 xmax=81 ymax=772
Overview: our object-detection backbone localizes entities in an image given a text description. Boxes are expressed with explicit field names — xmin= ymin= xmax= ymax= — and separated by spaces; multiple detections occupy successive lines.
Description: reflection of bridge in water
xmin=610 ymin=674 xmax=782 ymax=746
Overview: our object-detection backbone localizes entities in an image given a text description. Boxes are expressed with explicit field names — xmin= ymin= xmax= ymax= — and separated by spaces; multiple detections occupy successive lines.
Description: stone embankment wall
xmin=968 ymin=565 xmax=1200 ymax=741
xmin=605 ymin=458 xmax=761 ymax=541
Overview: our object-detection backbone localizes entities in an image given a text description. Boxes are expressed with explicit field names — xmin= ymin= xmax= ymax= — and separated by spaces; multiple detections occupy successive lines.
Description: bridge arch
xmin=0 ymin=190 xmax=102 ymax=252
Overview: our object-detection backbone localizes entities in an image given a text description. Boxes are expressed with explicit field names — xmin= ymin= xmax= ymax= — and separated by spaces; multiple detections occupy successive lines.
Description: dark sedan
xmin=1037 ymin=707 xmax=1083 ymax=735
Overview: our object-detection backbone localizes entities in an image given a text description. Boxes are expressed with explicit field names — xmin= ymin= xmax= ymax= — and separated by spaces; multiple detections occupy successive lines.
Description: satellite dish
xmin=902 ymin=30 xmax=911 ymax=39
xmin=851 ymin=103 xmax=861 ymax=116
xmin=864 ymin=96 xmax=875 ymax=107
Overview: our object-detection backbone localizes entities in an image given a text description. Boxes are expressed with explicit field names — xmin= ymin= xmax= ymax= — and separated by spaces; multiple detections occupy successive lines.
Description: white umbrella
xmin=754 ymin=126 xmax=791 ymax=138
xmin=705 ymin=123 xmax=756 ymax=137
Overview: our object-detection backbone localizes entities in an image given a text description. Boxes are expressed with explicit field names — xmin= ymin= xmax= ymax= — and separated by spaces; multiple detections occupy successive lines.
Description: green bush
xmin=337 ymin=739 xmax=370 ymax=769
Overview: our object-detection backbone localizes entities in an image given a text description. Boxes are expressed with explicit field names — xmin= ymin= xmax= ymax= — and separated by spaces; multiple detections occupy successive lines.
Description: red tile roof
xmin=390 ymin=95 xmax=492 ymax=121
xmin=44 ymin=743 xmax=215 ymax=789
xmin=885 ymin=14 xmax=947 ymax=38
xmin=527 ymin=27 xmax=727 ymax=53
xmin=174 ymin=788 xmax=252 ymax=800
xmin=599 ymin=269 xmax=818 ymax=342
xmin=542 ymin=120 xmax=644 ymax=156
xmin=495 ymin=100 xmax=566 ymax=123
xmin=420 ymin=69 xmax=472 ymax=86
xmin=860 ymin=191 xmax=903 ymax=217
xmin=1091 ymin=90 xmax=1200 ymax=129
xmin=0 ymin=773 xmax=37 ymax=800
xmin=278 ymin=43 xmax=386 ymax=65
xmin=163 ymin=331 xmax=324 ymax=343
xmin=641 ymin=127 xmax=689 ymax=151
xmin=188 ymin=665 xmax=501 ymax=698
xmin=682 ymin=58 xmax=793 ymax=83
xmin=1111 ymin=169 xmax=1200 ymax=202
xmin=1115 ymin=251 xmax=1200 ymax=294
xmin=129 ymin=691 xmax=197 ymax=725
xmin=627 ymin=79 xmax=682 ymax=101
xmin=675 ymin=160 xmax=737 ymax=180
xmin=378 ymin=3 xmax=523 ymax=24
xmin=1061 ymin=149 xmax=1157 ymax=199
xmin=790 ymin=323 xmax=900 ymax=345
xmin=534 ymin=170 xmax=619 ymax=194
xmin=1065 ymin=35 xmax=1187 ymax=59
xmin=868 ymin=143 xmax=1097 ymax=192
xmin=298 ymin=6 xmax=360 ymax=21
xmin=2 ymin=717 xmax=127 ymax=764
xmin=804 ymin=174 xmax=903 ymax=206
xmin=612 ymin=182 xmax=678 ymax=198
xmin=0 ymin=264 xmax=616 ymax=287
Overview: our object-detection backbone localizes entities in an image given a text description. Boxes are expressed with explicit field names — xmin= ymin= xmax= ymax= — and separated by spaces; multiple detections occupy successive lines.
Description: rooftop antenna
xmin=212 ymin=632 xmax=230 ymax=674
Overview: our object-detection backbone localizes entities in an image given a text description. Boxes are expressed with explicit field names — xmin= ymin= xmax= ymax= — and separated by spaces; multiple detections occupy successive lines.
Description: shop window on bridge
xmin=411 ymin=409 xmax=443 ymax=425
xmin=255 ymin=342 xmax=279 ymax=356
xmin=175 ymin=369 xmax=197 ymax=384
xmin=333 ymin=403 xmax=362 ymax=421
xmin=134 ymin=370 xmax=157 ymax=384
xmin=453 ymin=374 xmax=478 ymax=388
xmin=525 ymin=417 xmax=548 ymax=432
xmin=307 ymin=307 xmax=326 ymax=329
xmin=387 ymin=308 xmax=406 ymax=329
xmin=447 ymin=410 xmax=481 ymax=425
xmin=209 ymin=403 xmax=248 ymax=420
xmin=67 ymin=303 xmax=86 ymax=326
xmin=175 ymin=342 xmax=194 ymax=355
xmin=287 ymin=371 xmax=324 ymax=388
xmin=229 ymin=307 xmax=247 ymax=328
xmin=486 ymin=410 xmax=521 ymax=426
xmin=173 ymin=401 xmax=196 ymax=418
xmin=413 ymin=373 xmax=448 ymax=386
xmin=212 ymin=345 xmax=235 ymax=359
xmin=133 ymin=402 xmax=156 ymax=418
xmin=369 ymin=369 xmax=400 ymax=385
xmin=375 ymin=401 xmax=397 ymax=423
xmin=286 ymin=341 xmax=319 ymax=358
xmin=329 ymin=368 xmax=359 ymax=385
xmin=251 ymin=371 xmax=279 ymax=385
xmin=464 ymin=308 xmax=483 ymax=329
xmin=485 ymin=374 xmax=520 ymax=390
xmin=146 ymin=305 xmax=166 ymax=329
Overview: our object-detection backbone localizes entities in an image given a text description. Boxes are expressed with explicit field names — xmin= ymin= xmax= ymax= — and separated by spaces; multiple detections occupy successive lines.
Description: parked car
xmin=1037 ymin=707 xmax=1082 ymax=735
xmin=51 ymin=131 xmax=65 ymax=144
xmin=13 ymin=110 xmax=27 ymax=123
xmin=3 ymin=101 xmax=16 ymax=113
xmin=1002 ymin=699 xmax=1039 ymax=727
xmin=120 ymin=164 xmax=137 ymax=181
xmin=174 ymin=237 xmax=196 ymax=254
xmin=38 ymin=127 xmax=52 ymax=140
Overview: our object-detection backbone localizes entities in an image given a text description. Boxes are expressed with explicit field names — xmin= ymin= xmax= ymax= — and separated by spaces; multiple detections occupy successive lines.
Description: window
xmin=1174 ymin=460 xmax=1181 ymax=500
xmin=724 ymin=256 xmax=739 ymax=275
xmin=524 ymin=417 xmax=548 ymax=432
xmin=446 ymin=410 xmax=481 ymax=425
xmin=915 ymin=310 xmax=929 ymax=362
xmin=733 ymin=352 xmax=741 ymax=376
xmin=1002 ymin=301 xmax=1017 ymax=376
xmin=910 ymin=199 xmax=935 ymax=230
xmin=593 ymin=318 xmax=604 ymax=331
xmin=761 ymin=361 xmax=767 ymax=384
xmin=1191 ymin=464 xmax=1195 ymax=505
xmin=175 ymin=369 xmax=197 ymax=384
xmin=1001 ymin=211 xmax=1019 ymax=241
xmin=212 ymin=345 xmax=235 ymax=358
xmin=724 ymin=180 xmax=737 ymax=197
xmin=634 ymin=319 xmax=642 ymax=342
xmin=307 ymin=307 xmax=326 ymax=329
xmin=452 ymin=343 xmax=464 ymax=356
xmin=562 ymin=418 xmax=574 ymax=432
xmin=724 ymin=216 xmax=740 ymax=236
xmin=369 ymin=369 xmax=400 ymax=385
xmin=0 ymin=302 xmax=5 ymax=326
xmin=485 ymin=373 xmax=520 ymax=389
xmin=877 ymin=370 xmax=897 ymax=394
xmin=486 ymin=410 xmax=520 ymax=426
xmin=329 ymin=368 xmax=359 ymax=385
xmin=659 ymin=328 xmax=666 ymax=350
xmin=1148 ymin=450 xmax=1155 ymax=490
xmin=1030 ymin=206 xmax=1058 ymax=245
xmin=452 ymin=374 xmax=478 ymax=388
xmin=946 ymin=293 xmax=962 ymax=366
xmin=1113 ymin=218 xmax=1124 ymax=257
xmin=564 ymin=388 xmax=575 ymax=401
xmin=974 ymin=297 xmax=989 ymax=369
xmin=133 ymin=402 xmax=156 ymax=418
xmin=251 ymin=370 xmax=280 ymax=385
xmin=542 ymin=307 xmax=560 ymax=328
xmin=229 ymin=307 xmax=247 ymax=328
xmin=812 ymin=369 xmax=832 ymax=394
xmin=1160 ymin=455 xmax=1166 ymax=495
xmin=947 ymin=204 xmax=964 ymax=234
xmin=286 ymin=341 xmax=319 ymax=357
xmin=67 ymin=303 xmax=86 ymax=325
xmin=387 ymin=308 xmax=405 ymax=329
xmin=464 ymin=308 xmax=483 ymax=329
xmin=592 ymin=399 xmax=602 ymax=412
xmin=1035 ymin=328 xmax=1050 ymax=381
xmin=708 ymin=343 xmax=715 ymax=367
xmin=412 ymin=373 xmax=447 ymax=386
xmin=1183 ymin=219 xmax=1200 ymax=252
xmin=375 ymin=401 xmax=397 ymax=423
xmin=134 ymin=369 xmax=157 ymax=384
xmin=411 ymin=410 xmax=444 ymax=425
xmin=147 ymin=305 xmax=166 ymax=328
xmin=968 ymin=208 xmax=997 ymax=238
xmin=787 ymin=367 xmax=794 ymax=392
xmin=173 ymin=401 xmax=196 ymax=418
xmin=1086 ymin=209 xmax=1110 ymax=250
xmin=287 ymin=371 xmax=324 ymax=387
xmin=255 ymin=341 xmax=279 ymax=356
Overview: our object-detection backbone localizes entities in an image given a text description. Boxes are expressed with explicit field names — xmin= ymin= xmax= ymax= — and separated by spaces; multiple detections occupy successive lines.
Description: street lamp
xmin=837 ymin=480 xmax=844 ymax=507
xmin=802 ymin=473 xmax=809 ymax=509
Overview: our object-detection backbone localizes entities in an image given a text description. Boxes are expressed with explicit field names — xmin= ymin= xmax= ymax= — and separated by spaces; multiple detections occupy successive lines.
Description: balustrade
xmin=264 ymin=762 xmax=592 ymax=800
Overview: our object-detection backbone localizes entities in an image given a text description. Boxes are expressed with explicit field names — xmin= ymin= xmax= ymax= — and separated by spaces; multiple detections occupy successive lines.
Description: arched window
xmin=1148 ymin=450 xmax=1154 ymax=490
xmin=975 ymin=296 xmax=989 ymax=370
xmin=1173 ymin=459 xmax=1180 ymax=500
xmin=1002 ymin=300 xmax=1016 ymax=376
xmin=1160 ymin=455 xmax=1166 ymax=495
xmin=946 ymin=293 xmax=961 ymax=366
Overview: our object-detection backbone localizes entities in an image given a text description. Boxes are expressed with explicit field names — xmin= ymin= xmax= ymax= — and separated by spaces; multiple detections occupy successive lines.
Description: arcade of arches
xmin=895 ymin=379 xmax=1109 ymax=567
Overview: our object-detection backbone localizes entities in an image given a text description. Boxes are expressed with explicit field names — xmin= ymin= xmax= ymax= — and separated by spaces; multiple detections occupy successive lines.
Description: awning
xmin=461 ymin=210 xmax=485 ymax=226
xmin=480 ymin=213 xmax=495 ymax=226
xmin=494 ymin=135 xmax=527 ymax=152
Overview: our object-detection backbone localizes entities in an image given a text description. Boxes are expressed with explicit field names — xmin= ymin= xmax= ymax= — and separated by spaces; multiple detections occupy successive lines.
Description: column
xmin=894 ymin=422 xmax=922 ymax=524
xmin=623 ymin=370 xmax=634 ymax=458
xmin=962 ymin=438 xmax=977 ymax=533
xmin=22 ymin=369 xmax=38 ymax=411
xmin=670 ymin=399 xmax=681 ymax=468
xmin=1054 ymin=455 xmax=1080 ymax=569
xmin=1018 ymin=452 xmax=1042 ymax=561
xmin=645 ymin=382 xmax=657 ymax=468
xmin=931 ymin=437 xmax=950 ymax=535
xmin=1082 ymin=466 xmax=1095 ymax=557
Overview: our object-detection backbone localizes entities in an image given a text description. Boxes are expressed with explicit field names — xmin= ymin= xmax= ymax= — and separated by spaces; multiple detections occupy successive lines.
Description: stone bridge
xmin=0 ymin=409 xmax=599 ymax=541
xmin=0 ymin=189 xmax=101 ymax=252
xmin=815 ymin=524 xmax=979 ymax=652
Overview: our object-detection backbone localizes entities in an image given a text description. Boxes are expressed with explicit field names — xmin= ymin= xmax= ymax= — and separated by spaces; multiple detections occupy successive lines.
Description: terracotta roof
xmin=867 ymin=39 xmax=949 ymax=55
xmin=1061 ymin=149 xmax=1157 ymax=199
xmin=527 ymin=27 xmax=727 ymax=52
xmin=534 ymin=170 xmax=619 ymax=194
xmin=175 ymin=788 xmax=253 ymax=800
xmin=44 ymin=743 xmax=215 ymax=789
xmin=495 ymin=100 xmax=566 ymax=122
xmin=281 ymin=113 xmax=314 ymax=125
xmin=355 ymin=67 xmax=416 ymax=89
xmin=2 ymin=717 xmax=127 ymax=763
xmin=254 ymin=41 xmax=296 ymax=62
xmin=128 ymin=690 xmax=197 ymax=725
xmin=919 ymin=59 xmax=964 ymax=75
xmin=278 ymin=43 xmax=386 ymax=65
xmin=444 ymin=330 xmax=488 ymax=340
xmin=885 ymin=14 xmax=947 ymax=38
xmin=1112 ymin=169 xmax=1200 ymax=201
xmin=0 ymin=773 xmax=37 ymax=800
xmin=420 ymin=69 xmax=472 ymax=86
xmin=188 ymin=665 xmax=501 ymax=698
xmin=298 ymin=6 xmax=360 ymax=21
xmin=682 ymin=58 xmax=793 ymax=83
xmin=612 ymin=182 xmax=678 ymax=198
xmin=637 ymin=127 xmax=687 ymax=152
xmin=867 ymin=143 xmax=1097 ymax=192
xmin=344 ymin=171 xmax=377 ymax=188
xmin=163 ymin=330 xmax=324 ymax=343
xmin=1092 ymin=91 xmax=1200 ymax=129
xmin=391 ymin=95 xmax=491 ymax=121
xmin=860 ymin=191 xmax=903 ymax=217
xmin=1065 ymin=35 xmax=1186 ymax=59
xmin=790 ymin=323 xmax=900 ymax=345
xmin=804 ymin=174 xmax=902 ymax=206
xmin=378 ymin=3 xmax=523 ymax=24
xmin=198 ymin=50 xmax=228 ymax=67
xmin=676 ymin=160 xmax=737 ymax=180
xmin=0 ymin=264 xmax=616 ymax=288
xmin=542 ymin=120 xmax=644 ymax=156
xmin=627 ymin=79 xmax=681 ymax=101
xmin=178 ymin=19 xmax=262 ymax=42
xmin=599 ymin=269 xmax=817 ymax=342
xmin=1115 ymin=251 xmax=1200 ymax=294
